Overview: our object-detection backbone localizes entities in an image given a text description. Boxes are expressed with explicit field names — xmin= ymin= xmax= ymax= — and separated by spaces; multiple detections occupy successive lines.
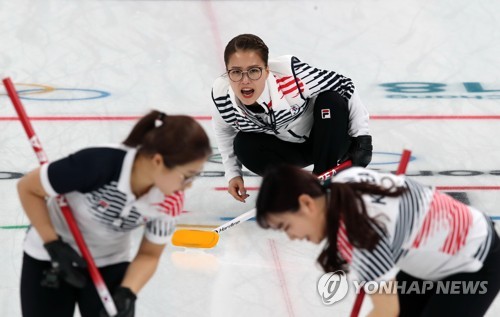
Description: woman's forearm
xmin=120 ymin=253 xmax=160 ymax=294
xmin=120 ymin=239 xmax=165 ymax=294
xmin=17 ymin=170 xmax=58 ymax=243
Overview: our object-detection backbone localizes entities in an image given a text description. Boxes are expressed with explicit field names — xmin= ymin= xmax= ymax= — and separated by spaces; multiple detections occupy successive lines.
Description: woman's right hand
xmin=228 ymin=176 xmax=249 ymax=202
xmin=43 ymin=238 xmax=87 ymax=288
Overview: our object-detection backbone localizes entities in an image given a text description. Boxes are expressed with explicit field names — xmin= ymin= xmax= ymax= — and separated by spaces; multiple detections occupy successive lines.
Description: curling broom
xmin=171 ymin=160 xmax=354 ymax=249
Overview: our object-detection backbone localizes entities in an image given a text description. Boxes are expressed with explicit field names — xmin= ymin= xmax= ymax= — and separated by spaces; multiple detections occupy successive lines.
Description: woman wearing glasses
xmin=211 ymin=33 xmax=372 ymax=202
xmin=17 ymin=110 xmax=211 ymax=317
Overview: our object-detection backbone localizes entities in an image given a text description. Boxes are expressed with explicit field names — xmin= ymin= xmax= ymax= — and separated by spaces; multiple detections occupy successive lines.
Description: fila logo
xmin=321 ymin=109 xmax=331 ymax=119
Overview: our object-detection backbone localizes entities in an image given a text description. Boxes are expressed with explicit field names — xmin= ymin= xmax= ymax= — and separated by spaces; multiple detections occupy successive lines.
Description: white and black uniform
xmin=24 ymin=145 xmax=183 ymax=267
xmin=212 ymin=55 xmax=370 ymax=180
xmin=20 ymin=145 xmax=184 ymax=317
xmin=334 ymin=167 xmax=500 ymax=316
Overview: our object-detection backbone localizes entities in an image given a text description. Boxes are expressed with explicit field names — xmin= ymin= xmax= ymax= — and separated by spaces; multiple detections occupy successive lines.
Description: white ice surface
xmin=1 ymin=0 xmax=499 ymax=316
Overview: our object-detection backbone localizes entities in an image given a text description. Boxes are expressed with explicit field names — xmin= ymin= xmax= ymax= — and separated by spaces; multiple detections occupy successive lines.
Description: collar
xmin=255 ymin=80 xmax=271 ymax=110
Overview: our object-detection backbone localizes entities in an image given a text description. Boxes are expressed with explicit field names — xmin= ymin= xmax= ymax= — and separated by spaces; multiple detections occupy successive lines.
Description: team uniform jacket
xmin=24 ymin=145 xmax=183 ymax=267
xmin=211 ymin=55 xmax=370 ymax=181
xmin=334 ymin=167 xmax=494 ymax=281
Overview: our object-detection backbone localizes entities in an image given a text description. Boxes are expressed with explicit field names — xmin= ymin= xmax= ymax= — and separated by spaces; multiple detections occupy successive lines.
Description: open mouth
xmin=241 ymin=88 xmax=254 ymax=98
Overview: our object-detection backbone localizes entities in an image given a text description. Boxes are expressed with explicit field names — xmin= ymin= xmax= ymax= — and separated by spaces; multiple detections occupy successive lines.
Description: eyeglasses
xmin=177 ymin=170 xmax=201 ymax=185
xmin=227 ymin=67 xmax=263 ymax=82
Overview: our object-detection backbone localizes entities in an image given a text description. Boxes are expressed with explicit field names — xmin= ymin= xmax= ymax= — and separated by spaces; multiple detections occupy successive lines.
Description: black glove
xmin=42 ymin=238 xmax=87 ymax=288
xmin=342 ymin=135 xmax=372 ymax=167
xmin=100 ymin=286 xmax=137 ymax=317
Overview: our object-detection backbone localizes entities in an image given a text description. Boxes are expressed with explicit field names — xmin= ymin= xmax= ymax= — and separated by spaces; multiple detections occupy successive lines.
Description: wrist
xmin=119 ymin=285 xmax=138 ymax=296
xmin=225 ymin=169 xmax=243 ymax=183
xmin=41 ymin=231 xmax=60 ymax=244
xmin=229 ymin=176 xmax=243 ymax=183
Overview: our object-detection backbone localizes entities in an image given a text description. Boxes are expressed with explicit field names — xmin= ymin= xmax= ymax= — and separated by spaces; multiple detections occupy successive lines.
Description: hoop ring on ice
xmin=0 ymin=83 xmax=55 ymax=96
xmin=18 ymin=88 xmax=110 ymax=101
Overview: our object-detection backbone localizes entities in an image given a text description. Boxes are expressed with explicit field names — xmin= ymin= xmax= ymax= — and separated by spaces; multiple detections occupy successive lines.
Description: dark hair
xmin=123 ymin=110 xmax=211 ymax=167
xmin=224 ymin=34 xmax=269 ymax=68
xmin=256 ymin=165 xmax=405 ymax=273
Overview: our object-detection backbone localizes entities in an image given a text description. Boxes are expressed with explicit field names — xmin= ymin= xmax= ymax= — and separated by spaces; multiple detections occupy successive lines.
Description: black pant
xmin=20 ymin=253 xmax=129 ymax=317
xmin=233 ymin=91 xmax=350 ymax=176
xmin=397 ymin=231 xmax=500 ymax=317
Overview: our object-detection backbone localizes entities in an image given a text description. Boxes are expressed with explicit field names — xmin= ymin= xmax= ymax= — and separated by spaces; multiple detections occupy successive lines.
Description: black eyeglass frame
xmin=226 ymin=67 xmax=264 ymax=82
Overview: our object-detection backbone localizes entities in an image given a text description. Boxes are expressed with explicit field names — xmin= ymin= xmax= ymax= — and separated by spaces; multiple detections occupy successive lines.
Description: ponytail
xmin=123 ymin=110 xmax=211 ymax=167
xmin=123 ymin=110 xmax=163 ymax=147
xmin=318 ymin=182 xmax=406 ymax=272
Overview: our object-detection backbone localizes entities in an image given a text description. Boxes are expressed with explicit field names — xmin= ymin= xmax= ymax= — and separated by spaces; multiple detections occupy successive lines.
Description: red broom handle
xmin=318 ymin=160 xmax=353 ymax=181
xmin=3 ymin=78 xmax=117 ymax=316
xmin=397 ymin=149 xmax=412 ymax=175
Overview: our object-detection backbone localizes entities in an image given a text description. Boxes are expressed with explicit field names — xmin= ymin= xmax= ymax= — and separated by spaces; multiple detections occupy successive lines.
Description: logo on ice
xmin=317 ymin=270 xmax=349 ymax=305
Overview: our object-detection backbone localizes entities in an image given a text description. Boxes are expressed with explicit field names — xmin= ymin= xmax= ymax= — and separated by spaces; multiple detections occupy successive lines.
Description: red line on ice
xmin=2 ymin=115 xmax=500 ymax=121
xmin=269 ymin=239 xmax=295 ymax=317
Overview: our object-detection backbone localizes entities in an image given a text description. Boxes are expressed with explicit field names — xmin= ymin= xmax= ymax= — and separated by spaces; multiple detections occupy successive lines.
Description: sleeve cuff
xmin=144 ymin=217 xmax=176 ymax=245
xmin=225 ymin=169 xmax=243 ymax=183
xmin=39 ymin=163 xmax=58 ymax=197
xmin=144 ymin=232 xmax=170 ymax=245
